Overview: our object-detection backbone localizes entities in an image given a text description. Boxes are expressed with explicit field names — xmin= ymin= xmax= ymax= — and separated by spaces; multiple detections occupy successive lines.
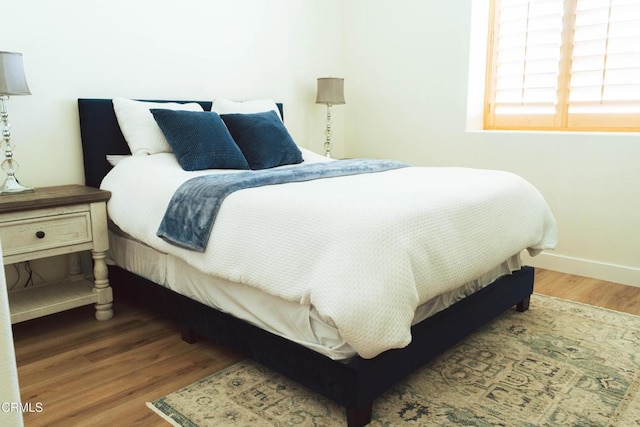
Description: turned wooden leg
xmin=67 ymin=253 xmax=84 ymax=281
xmin=516 ymin=296 xmax=531 ymax=312
xmin=92 ymin=250 xmax=113 ymax=320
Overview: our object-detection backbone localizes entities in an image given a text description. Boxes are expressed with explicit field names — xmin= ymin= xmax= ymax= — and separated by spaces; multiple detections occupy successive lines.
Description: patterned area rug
xmin=147 ymin=294 xmax=640 ymax=426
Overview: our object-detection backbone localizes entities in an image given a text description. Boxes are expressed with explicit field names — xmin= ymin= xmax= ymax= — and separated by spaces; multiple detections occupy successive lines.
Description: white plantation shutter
xmin=568 ymin=0 xmax=640 ymax=127
xmin=485 ymin=0 xmax=640 ymax=131
xmin=489 ymin=0 xmax=565 ymax=127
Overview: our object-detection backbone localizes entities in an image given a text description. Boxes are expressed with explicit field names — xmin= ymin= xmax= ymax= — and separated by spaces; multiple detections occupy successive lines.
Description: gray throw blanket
xmin=157 ymin=159 xmax=410 ymax=251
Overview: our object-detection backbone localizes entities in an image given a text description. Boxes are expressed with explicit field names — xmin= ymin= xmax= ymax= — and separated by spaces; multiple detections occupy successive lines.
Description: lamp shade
xmin=0 ymin=52 xmax=31 ymax=96
xmin=316 ymin=77 xmax=345 ymax=105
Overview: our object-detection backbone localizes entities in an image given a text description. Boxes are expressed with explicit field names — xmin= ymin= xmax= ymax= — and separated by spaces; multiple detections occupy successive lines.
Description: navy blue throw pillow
xmin=150 ymin=109 xmax=250 ymax=171
xmin=221 ymin=110 xmax=303 ymax=170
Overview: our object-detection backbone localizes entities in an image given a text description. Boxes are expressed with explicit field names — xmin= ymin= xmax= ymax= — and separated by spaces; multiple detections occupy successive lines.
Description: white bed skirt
xmin=108 ymin=229 xmax=523 ymax=360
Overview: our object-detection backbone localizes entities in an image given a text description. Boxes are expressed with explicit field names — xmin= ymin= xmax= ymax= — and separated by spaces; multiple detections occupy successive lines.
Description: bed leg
xmin=346 ymin=402 xmax=372 ymax=427
xmin=181 ymin=326 xmax=198 ymax=344
xmin=516 ymin=296 xmax=531 ymax=312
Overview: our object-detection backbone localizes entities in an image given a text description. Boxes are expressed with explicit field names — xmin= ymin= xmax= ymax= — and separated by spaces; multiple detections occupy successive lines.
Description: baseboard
xmin=522 ymin=252 xmax=640 ymax=288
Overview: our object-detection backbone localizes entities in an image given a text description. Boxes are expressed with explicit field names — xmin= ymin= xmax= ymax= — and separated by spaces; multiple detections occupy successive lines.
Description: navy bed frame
xmin=77 ymin=98 xmax=534 ymax=426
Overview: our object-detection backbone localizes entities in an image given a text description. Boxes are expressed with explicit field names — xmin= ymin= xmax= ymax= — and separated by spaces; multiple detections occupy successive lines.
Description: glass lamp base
xmin=0 ymin=175 xmax=33 ymax=195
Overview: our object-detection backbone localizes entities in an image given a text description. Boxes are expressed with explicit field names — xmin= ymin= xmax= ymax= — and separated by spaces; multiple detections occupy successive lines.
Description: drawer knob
xmin=35 ymin=231 xmax=46 ymax=239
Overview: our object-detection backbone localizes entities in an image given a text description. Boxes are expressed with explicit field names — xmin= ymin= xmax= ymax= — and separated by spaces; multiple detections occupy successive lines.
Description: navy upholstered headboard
xmin=77 ymin=99 xmax=283 ymax=188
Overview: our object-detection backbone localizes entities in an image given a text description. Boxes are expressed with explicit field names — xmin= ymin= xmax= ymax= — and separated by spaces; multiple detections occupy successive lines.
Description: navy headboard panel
xmin=77 ymin=99 xmax=283 ymax=188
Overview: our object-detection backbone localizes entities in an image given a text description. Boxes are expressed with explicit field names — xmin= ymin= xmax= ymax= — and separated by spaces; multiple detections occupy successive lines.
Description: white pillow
xmin=112 ymin=98 xmax=204 ymax=156
xmin=106 ymin=154 xmax=131 ymax=166
xmin=211 ymin=98 xmax=282 ymax=121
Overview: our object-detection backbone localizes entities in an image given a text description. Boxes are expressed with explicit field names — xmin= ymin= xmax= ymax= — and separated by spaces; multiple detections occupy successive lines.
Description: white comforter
xmin=101 ymin=149 xmax=557 ymax=358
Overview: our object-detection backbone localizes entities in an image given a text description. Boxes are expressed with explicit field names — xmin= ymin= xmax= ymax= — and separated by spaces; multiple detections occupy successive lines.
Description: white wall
xmin=3 ymin=0 xmax=346 ymax=283
xmin=4 ymin=0 xmax=346 ymax=189
xmin=344 ymin=0 xmax=640 ymax=286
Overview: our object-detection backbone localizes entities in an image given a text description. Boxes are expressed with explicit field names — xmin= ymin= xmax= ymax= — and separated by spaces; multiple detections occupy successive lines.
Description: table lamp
xmin=0 ymin=51 xmax=32 ymax=194
xmin=316 ymin=77 xmax=345 ymax=158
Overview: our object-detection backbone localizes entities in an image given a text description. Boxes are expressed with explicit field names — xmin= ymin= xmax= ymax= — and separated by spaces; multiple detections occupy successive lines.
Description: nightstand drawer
xmin=0 ymin=212 xmax=92 ymax=257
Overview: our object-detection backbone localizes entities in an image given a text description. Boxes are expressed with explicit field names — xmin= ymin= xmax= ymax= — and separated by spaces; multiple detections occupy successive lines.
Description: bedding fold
xmin=157 ymin=159 xmax=409 ymax=251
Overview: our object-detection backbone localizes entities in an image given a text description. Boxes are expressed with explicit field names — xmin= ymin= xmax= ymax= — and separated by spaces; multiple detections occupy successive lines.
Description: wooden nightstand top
xmin=0 ymin=184 xmax=111 ymax=214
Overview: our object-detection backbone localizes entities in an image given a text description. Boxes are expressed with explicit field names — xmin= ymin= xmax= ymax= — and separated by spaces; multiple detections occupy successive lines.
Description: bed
xmin=77 ymin=97 xmax=557 ymax=426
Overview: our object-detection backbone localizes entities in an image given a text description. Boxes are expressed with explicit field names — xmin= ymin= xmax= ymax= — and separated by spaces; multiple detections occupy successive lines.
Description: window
xmin=484 ymin=0 xmax=640 ymax=131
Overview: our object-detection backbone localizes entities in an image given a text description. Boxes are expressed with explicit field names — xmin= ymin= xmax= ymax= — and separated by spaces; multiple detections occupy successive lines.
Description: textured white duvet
xmin=101 ymin=150 xmax=557 ymax=358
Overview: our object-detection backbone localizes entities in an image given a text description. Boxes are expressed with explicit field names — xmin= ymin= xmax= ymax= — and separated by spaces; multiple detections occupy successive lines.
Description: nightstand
xmin=0 ymin=184 xmax=113 ymax=323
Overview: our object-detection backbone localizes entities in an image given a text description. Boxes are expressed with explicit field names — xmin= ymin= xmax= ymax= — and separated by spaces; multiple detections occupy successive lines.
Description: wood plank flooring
xmin=534 ymin=268 xmax=640 ymax=315
xmin=11 ymin=269 xmax=640 ymax=426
